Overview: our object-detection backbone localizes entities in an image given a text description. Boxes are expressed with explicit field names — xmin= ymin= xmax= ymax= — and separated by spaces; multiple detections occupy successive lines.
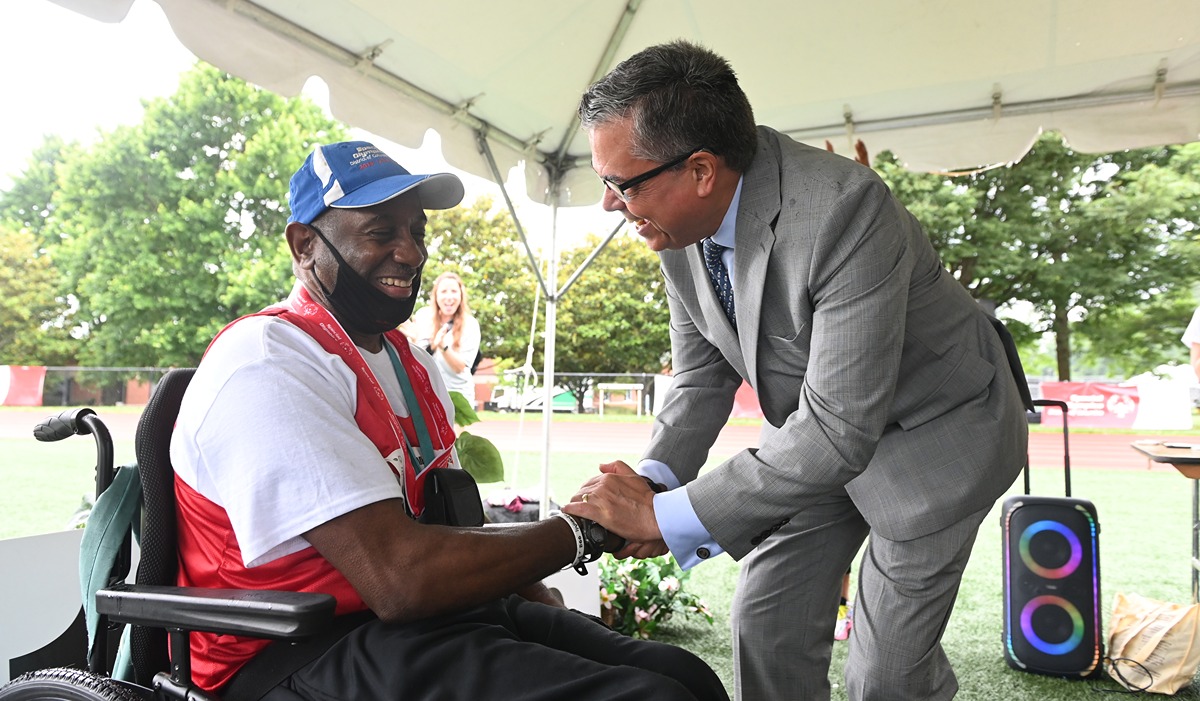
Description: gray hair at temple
xmin=578 ymin=40 xmax=759 ymax=173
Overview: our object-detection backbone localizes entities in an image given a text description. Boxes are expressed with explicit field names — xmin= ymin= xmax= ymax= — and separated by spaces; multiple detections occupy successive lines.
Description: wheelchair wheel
xmin=0 ymin=667 xmax=146 ymax=700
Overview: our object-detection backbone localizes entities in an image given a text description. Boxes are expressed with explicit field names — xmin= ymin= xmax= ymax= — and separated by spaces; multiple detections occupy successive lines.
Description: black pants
xmin=276 ymin=595 xmax=728 ymax=701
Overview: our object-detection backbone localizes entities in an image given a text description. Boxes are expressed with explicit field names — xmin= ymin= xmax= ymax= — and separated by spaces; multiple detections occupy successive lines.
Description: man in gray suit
xmin=562 ymin=41 xmax=1029 ymax=700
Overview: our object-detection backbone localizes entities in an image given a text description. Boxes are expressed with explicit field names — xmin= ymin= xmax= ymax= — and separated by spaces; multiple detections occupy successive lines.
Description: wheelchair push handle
xmin=34 ymin=407 xmax=100 ymax=442
xmin=33 ymin=407 xmax=116 ymax=499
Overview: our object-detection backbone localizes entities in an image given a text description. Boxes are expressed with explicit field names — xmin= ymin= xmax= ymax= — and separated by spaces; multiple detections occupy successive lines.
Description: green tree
xmin=419 ymin=209 xmax=669 ymax=410
xmin=1070 ymin=142 xmax=1200 ymax=375
xmin=878 ymin=133 xmax=1197 ymax=380
xmin=553 ymin=232 xmax=670 ymax=410
xmin=0 ymin=223 xmax=74 ymax=364
xmin=46 ymin=63 xmax=346 ymax=367
xmin=0 ymin=136 xmax=82 ymax=248
xmin=0 ymin=136 xmax=82 ymax=366
xmin=1073 ymin=290 xmax=1198 ymax=378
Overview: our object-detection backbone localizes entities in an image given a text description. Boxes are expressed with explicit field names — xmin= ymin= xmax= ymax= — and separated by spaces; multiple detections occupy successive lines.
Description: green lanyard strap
xmin=384 ymin=341 xmax=436 ymax=472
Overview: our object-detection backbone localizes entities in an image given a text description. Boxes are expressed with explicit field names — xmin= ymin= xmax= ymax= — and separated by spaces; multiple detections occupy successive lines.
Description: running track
xmin=6 ymin=408 xmax=1190 ymax=475
xmin=467 ymin=417 xmax=1193 ymax=475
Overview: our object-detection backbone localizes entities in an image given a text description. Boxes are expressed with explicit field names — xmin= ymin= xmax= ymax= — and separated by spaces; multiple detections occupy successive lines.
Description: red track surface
xmin=4 ymin=408 xmax=1193 ymax=475
xmin=466 ymin=417 xmax=1193 ymax=475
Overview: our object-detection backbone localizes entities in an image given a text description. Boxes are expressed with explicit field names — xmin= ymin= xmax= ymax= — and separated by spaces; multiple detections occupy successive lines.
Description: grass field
xmin=5 ymin=412 xmax=1200 ymax=698
xmin=653 ymin=463 xmax=1200 ymax=699
xmin=2 ymin=437 xmax=101 ymax=540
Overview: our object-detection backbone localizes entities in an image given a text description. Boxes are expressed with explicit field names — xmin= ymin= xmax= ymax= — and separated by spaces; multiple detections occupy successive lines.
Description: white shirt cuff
xmin=637 ymin=459 xmax=681 ymax=490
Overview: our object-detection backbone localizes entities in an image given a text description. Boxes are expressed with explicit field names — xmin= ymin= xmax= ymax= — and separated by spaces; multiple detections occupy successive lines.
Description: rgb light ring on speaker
xmin=1018 ymin=520 xmax=1082 ymax=578
xmin=1020 ymin=595 xmax=1085 ymax=655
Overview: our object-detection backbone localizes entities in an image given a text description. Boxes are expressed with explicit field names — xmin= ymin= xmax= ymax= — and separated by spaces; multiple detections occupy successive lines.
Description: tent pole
xmin=473 ymin=132 xmax=572 ymax=519
xmin=539 ymin=195 xmax=559 ymax=520
xmin=557 ymin=218 xmax=624 ymax=299
xmin=475 ymin=132 xmax=551 ymax=299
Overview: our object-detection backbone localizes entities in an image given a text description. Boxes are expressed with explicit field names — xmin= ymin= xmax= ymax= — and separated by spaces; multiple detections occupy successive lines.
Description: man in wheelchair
xmin=166 ymin=140 xmax=726 ymax=700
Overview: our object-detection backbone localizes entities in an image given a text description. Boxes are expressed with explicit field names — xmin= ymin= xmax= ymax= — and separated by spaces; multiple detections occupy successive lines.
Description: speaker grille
xmin=1002 ymin=497 xmax=1101 ymax=677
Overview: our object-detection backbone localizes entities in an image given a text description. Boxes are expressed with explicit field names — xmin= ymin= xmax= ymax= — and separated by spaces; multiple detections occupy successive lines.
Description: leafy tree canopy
xmin=13 ymin=63 xmax=347 ymax=367
xmin=418 ymin=202 xmax=670 ymax=402
xmin=877 ymin=133 xmax=1199 ymax=379
xmin=0 ymin=222 xmax=74 ymax=364
xmin=4 ymin=64 xmax=1196 ymax=388
xmin=553 ymin=232 xmax=671 ymax=406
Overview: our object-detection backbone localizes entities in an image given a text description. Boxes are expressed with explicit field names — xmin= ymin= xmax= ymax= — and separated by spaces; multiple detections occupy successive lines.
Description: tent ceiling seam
xmin=189 ymin=0 xmax=1200 ymax=182
xmin=550 ymin=0 xmax=643 ymax=170
xmin=1154 ymin=60 xmax=1168 ymax=104
xmin=230 ymin=0 xmax=552 ymax=167
xmin=790 ymin=81 xmax=1200 ymax=145
xmin=474 ymin=132 xmax=552 ymax=300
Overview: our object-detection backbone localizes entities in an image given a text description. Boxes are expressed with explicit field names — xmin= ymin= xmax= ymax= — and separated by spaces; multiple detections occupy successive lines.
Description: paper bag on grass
xmin=1106 ymin=592 xmax=1200 ymax=694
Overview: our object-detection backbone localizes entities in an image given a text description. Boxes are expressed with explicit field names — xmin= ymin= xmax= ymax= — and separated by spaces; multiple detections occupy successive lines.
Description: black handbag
xmin=418 ymin=468 xmax=485 ymax=527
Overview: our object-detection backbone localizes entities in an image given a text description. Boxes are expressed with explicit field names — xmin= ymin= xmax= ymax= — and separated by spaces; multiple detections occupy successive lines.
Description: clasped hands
xmin=562 ymin=461 xmax=669 ymax=559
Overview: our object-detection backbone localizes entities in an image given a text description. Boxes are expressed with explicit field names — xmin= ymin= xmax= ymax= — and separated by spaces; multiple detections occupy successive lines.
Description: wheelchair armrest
xmin=95 ymin=583 xmax=337 ymax=639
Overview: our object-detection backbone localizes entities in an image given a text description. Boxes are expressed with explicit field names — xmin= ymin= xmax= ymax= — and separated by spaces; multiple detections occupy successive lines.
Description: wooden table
xmin=1131 ymin=440 xmax=1200 ymax=601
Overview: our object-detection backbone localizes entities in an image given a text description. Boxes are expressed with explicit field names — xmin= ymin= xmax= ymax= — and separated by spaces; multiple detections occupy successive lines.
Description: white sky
xmin=0 ymin=0 xmax=614 ymax=247
xmin=0 ymin=1 xmax=194 ymax=189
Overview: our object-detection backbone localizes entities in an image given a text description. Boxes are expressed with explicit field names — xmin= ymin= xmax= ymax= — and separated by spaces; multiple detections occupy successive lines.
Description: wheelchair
xmin=0 ymin=369 xmax=336 ymax=701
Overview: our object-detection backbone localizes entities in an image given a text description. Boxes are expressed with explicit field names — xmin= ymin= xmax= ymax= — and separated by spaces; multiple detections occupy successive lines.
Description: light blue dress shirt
xmin=638 ymin=176 xmax=744 ymax=569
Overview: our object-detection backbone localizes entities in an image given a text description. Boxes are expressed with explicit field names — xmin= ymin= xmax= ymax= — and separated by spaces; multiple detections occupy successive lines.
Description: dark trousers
xmin=275 ymin=595 xmax=728 ymax=701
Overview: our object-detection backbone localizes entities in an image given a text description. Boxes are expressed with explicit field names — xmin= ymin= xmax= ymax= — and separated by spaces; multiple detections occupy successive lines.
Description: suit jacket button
xmin=696 ymin=547 xmax=711 ymax=559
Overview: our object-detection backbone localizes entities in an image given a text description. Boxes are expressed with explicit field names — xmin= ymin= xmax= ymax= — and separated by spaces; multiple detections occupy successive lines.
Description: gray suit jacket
xmin=645 ymin=127 xmax=1027 ymax=559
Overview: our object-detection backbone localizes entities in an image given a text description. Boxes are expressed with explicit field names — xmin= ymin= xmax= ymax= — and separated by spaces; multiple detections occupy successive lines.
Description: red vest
xmin=175 ymin=289 xmax=456 ymax=691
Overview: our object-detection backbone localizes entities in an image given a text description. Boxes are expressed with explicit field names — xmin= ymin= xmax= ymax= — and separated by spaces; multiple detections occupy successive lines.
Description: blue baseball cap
xmin=287 ymin=141 xmax=465 ymax=225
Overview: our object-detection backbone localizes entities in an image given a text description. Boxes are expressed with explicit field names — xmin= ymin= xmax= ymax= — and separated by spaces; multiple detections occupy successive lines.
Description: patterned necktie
xmin=702 ymin=237 xmax=736 ymax=327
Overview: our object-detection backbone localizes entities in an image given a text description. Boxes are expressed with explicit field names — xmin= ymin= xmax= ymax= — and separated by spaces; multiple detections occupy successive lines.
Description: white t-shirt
xmin=1183 ymin=306 xmax=1200 ymax=348
xmin=407 ymin=307 xmax=482 ymax=396
xmin=170 ymin=315 xmax=458 ymax=568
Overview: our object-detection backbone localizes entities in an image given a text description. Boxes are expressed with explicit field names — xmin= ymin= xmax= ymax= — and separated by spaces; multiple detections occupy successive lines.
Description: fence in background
xmin=6 ymin=366 xmax=662 ymax=411
xmin=2 ymin=367 xmax=172 ymax=407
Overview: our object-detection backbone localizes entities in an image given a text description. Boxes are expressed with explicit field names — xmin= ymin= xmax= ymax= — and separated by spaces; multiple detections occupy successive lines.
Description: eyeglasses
xmin=601 ymin=147 xmax=704 ymax=202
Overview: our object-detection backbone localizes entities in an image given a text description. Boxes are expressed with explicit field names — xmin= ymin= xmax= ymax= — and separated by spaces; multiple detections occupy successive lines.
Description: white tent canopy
xmin=53 ymin=0 xmax=1200 ymax=508
xmin=58 ymin=0 xmax=1200 ymax=204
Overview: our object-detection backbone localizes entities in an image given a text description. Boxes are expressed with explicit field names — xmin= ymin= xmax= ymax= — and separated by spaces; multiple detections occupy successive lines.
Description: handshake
xmin=555 ymin=461 xmax=671 ymax=572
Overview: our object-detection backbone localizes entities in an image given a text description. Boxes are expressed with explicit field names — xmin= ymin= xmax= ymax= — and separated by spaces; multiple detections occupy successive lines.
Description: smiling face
xmin=588 ymin=118 xmax=722 ymax=252
xmin=435 ymin=276 xmax=463 ymax=317
xmin=321 ymin=193 xmax=427 ymax=299
xmin=287 ymin=191 xmax=428 ymax=349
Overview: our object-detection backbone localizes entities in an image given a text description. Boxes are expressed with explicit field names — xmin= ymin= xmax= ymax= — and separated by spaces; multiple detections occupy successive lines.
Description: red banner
xmin=730 ymin=381 xmax=765 ymax=419
xmin=1037 ymin=382 xmax=1139 ymax=428
xmin=1 ymin=366 xmax=46 ymax=406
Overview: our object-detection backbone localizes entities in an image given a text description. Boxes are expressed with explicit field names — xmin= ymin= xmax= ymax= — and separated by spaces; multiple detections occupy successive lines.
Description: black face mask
xmin=308 ymin=224 xmax=421 ymax=336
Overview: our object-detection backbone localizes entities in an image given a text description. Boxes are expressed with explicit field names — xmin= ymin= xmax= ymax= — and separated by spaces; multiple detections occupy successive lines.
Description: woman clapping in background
xmin=403 ymin=271 xmax=482 ymax=396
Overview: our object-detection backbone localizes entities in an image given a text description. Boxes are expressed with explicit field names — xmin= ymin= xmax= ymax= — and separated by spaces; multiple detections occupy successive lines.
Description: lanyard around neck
xmin=384 ymin=341 xmax=436 ymax=471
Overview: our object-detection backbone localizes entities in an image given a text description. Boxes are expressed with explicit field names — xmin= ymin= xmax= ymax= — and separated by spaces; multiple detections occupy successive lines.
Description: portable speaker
xmin=1001 ymin=495 xmax=1102 ymax=677
xmin=1000 ymin=399 xmax=1102 ymax=678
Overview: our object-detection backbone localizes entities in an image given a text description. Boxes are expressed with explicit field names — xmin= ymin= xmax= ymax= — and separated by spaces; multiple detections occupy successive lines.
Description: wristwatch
xmin=642 ymin=476 xmax=667 ymax=493
xmin=579 ymin=516 xmax=625 ymax=555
